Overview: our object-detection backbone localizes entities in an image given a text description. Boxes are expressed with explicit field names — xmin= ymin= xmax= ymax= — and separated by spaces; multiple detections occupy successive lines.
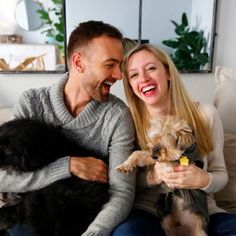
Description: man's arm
xmin=82 ymin=109 xmax=136 ymax=236
xmin=0 ymin=156 xmax=71 ymax=192
xmin=0 ymin=90 xmax=71 ymax=193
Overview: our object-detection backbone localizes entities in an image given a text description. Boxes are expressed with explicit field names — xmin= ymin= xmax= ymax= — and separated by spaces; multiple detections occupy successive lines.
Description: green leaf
xmin=170 ymin=20 xmax=179 ymax=28
xmin=182 ymin=13 xmax=188 ymax=27
xmin=37 ymin=10 xmax=49 ymax=20
xmin=55 ymin=34 xmax=64 ymax=42
xmin=54 ymin=23 xmax=64 ymax=34
xmin=197 ymin=53 xmax=209 ymax=64
xmin=36 ymin=0 xmax=64 ymax=58
xmin=175 ymin=24 xmax=188 ymax=35
xmin=162 ymin=11 xmax=209 ymax=71
xmin=52 ymin=0 xmax=62 ymax=5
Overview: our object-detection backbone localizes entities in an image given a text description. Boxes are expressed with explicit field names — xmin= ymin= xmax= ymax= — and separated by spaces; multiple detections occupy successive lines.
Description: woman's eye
xmin=129 ymin=73 xmax=138 ymax=79
xmin=147 ymin=66 xmax=156 ymax=71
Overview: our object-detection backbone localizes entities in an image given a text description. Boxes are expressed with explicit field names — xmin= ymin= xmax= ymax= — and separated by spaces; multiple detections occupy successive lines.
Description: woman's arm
xmin=201 ymin=105 xmax=228 ymax=193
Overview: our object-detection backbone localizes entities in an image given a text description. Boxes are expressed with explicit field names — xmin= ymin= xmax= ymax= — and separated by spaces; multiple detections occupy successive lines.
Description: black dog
xmin=0 ymin=118 xmax=109 ymax=236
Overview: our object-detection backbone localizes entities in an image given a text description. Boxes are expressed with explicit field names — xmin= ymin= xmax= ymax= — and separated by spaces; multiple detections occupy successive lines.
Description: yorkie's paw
xmin=116 ymin=161 xmax=135 ymax=173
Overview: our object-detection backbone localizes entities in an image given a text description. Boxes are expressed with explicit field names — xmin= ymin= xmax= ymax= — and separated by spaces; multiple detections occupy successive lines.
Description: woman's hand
xmin=147 ymin=161 xmax=173 ymax=186
xmin=157 ymin=163 xmax=210 ymax=189
xmin=69 ymin=157 xmax=108 ymax=183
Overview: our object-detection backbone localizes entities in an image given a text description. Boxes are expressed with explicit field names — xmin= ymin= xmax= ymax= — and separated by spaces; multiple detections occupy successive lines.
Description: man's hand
xmin=69 ymin=157 xmax=108 ymax=183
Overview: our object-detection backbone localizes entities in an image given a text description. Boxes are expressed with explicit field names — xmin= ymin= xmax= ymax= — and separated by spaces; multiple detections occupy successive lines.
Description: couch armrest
xmin=0 ymin=107 xmax=13 ymax=124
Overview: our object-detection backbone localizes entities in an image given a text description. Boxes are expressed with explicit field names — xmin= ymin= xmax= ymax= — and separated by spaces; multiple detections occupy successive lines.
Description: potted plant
xmin=162 ymin=12 xmax=209 ymax=72
xmin=37 ymin=0 xmax=65 ymax=63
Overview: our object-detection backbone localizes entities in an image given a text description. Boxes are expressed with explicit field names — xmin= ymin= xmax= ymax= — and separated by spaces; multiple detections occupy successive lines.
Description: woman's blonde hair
xmin=122 ymin=44 xmax=213 ymax=155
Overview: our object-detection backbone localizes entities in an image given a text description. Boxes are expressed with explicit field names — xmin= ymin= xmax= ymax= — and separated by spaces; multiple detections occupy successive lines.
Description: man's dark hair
xmin=67 ymin=20 xmax=123 ymax=60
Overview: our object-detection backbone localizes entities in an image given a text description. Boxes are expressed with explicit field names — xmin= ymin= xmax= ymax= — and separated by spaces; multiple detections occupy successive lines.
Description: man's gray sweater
xmin=0 ymin=75 xmax=136 ymax=235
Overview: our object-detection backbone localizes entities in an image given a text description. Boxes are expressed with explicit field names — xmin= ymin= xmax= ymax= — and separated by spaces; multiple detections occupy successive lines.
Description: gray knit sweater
xmin=0 ymin=75 xmax=136 ymax=235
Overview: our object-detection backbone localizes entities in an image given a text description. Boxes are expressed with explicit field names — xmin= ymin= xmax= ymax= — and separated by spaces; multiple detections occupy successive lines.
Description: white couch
xmin=0 ymin=107 xmax=12 ymax=124
xmin=212 ymin=66 xmax=236 ymax=213
xmin=0 ymin=66 xmax=236 ymax=213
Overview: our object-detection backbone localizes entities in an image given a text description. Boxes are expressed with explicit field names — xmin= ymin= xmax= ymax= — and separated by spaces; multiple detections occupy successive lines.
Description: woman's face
xmin=126 ymin=49 xmax=170 ymax=110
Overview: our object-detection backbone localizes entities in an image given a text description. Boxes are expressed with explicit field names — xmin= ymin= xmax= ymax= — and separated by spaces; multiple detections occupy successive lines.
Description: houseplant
xmin=162 ymin=13 xmax=209 ymax=72
xmin=37 ymin=0 xmax=64 ymax=62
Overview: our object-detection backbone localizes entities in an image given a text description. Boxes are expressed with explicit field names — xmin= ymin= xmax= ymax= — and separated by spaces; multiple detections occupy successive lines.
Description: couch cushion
xmin=0 ymin=107 xmax=13 ymax=124
xmin=214 ymin=132 xmax=236 ymax=213
xmin=214 ymin=66 xmax=236 ymax=134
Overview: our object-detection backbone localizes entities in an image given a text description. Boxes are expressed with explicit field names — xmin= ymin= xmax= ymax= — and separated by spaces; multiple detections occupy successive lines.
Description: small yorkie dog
xmin=116 ymin=116 xmax=209 ymax=236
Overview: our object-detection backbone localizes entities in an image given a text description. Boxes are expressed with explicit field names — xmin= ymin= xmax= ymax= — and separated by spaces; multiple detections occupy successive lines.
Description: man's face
xmin=80 ymin=35 xmax=123 ymax=102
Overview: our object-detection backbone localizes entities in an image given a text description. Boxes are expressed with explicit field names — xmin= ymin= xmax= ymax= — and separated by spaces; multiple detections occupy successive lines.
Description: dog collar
xmin=178 ymin=143 xmax=196 ymax=166
xmin=179 ymin=155 xmax=189 ymax=166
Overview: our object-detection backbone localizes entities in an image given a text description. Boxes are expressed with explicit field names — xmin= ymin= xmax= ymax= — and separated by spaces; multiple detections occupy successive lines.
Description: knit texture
xmin=0 ymin=74 xmax=136 ymax=235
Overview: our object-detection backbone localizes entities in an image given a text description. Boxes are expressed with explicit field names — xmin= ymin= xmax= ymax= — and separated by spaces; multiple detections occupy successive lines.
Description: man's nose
xmin=112 ymin=67 xmax=122 ymax=80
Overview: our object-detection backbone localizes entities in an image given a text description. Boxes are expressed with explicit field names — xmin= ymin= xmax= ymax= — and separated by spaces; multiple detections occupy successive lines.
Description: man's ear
xmin=71 ymin=52 xmax=84 ymax=72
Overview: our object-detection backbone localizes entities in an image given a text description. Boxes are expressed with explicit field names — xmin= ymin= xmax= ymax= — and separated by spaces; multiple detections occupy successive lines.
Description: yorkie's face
xmin=147 ymin=116 xmax=195 ymax=162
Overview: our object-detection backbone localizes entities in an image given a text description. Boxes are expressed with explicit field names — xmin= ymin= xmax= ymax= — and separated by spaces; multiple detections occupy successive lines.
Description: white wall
xmin=66 ymin=0 xmax=139 ymax=41
xmin=214 ymin=0 xmax=236 ymax=68
xmin=190 ymin=0 xmax=215 ymax=54
xmin=0 ymin=0 xmax=235 ymax=107
xmin=142 ymin=0 xmax=191 ymax=54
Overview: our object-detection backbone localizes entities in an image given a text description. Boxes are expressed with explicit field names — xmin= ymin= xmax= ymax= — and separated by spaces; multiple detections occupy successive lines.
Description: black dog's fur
xmin=0 ymin=119 xmax=109 ymax=236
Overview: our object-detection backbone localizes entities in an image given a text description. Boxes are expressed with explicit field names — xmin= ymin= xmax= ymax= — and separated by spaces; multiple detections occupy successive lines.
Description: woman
xmin=112 ymin=44 xmax=236 ymax=236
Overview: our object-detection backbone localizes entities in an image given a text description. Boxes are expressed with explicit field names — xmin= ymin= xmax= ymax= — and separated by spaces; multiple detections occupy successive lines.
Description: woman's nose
xmin=139 ymin=71 xmax=150 ymax=82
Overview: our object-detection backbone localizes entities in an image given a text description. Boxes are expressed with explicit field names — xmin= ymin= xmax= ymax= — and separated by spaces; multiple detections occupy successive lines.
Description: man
xmin=0 ymin=21 xmax=135 ymax=235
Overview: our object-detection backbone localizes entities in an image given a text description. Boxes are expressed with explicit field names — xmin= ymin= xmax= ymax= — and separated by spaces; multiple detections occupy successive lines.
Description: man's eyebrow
xmin=104 ymin=58 xmax=121 ymax=63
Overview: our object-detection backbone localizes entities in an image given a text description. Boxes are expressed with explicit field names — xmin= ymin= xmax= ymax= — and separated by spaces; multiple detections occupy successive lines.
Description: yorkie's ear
xmin=177 ymin=128 xmax=195 ymax=150
xmin=147 ymin=142 xmax=154 ymax=150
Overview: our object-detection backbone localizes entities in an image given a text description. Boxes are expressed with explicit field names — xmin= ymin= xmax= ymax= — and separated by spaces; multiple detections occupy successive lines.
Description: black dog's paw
xmin=0 ymin=205 xmax=19 ymax=231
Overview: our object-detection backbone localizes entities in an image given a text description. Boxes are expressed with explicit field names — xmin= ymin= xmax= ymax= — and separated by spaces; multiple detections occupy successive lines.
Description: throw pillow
xmin=214 ymin=66 xmax=236 ymax=134
xmin=214 ymin=132 xmax=236 ymax=213
xmin=0 ymin=107 xmax=13 ymax=124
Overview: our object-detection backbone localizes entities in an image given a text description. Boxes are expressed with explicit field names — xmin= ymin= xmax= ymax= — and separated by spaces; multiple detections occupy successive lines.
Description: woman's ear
xmin=71 ymin=52 xmax=84 ymax=72
xmin=167 ymin=76 xmax=171 ymax=88
xmin=167 ymin=74 xmax=171 ymax=81
xmin=165 ymin=69 xmax=171 ymax=81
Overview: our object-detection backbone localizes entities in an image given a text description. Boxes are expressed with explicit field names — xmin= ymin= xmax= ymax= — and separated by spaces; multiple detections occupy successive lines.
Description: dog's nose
xmin=152 ymin=155 xmax=159 ymax=160
xmin=152 ymin=145 xmax=161 ymax=160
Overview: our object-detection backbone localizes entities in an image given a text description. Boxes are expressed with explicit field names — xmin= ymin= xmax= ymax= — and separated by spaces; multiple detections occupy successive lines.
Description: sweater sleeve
xmin=82 ymin=109 xmax=136 ymax=236
xmin=201 ymin=105 xmax=228 ymax=193
xmin=0 ymin=157 xmax=71 ymax=192
xmin=0 ymin=91 xmax=71 ymax=192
